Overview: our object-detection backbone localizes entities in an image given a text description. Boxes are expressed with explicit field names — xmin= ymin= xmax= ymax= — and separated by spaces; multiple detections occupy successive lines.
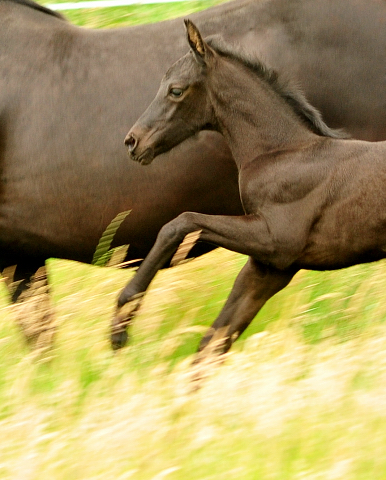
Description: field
xmin=2 ymin=1 xmax=386 ymax=478
xmin=48 ymin=0 xmax=227 ymax=28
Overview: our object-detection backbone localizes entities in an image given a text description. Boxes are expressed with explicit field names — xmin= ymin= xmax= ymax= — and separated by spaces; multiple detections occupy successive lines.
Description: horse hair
xmin=5 ymin=0 xmax=66 ymax=20
xmin=206 ymin=36 xmax=349 ymax=140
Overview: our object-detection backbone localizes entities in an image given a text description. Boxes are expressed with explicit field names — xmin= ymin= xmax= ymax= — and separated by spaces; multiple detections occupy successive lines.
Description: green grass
xmin=45 ymin=0 xmax=228 ymax=28
xmin=2 ymin=250 xmax=386 ymax=479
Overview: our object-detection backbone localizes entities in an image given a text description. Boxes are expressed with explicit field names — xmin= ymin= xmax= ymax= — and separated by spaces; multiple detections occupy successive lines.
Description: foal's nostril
xmin=124 ymin=133 xmax=138 ymax=153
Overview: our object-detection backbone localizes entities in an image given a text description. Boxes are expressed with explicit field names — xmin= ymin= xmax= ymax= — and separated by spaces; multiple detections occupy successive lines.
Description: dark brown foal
xmin=112 ymin=21 xmax=386 ymax=362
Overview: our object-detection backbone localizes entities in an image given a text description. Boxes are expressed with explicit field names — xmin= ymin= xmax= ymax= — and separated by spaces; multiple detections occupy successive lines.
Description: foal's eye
xmin=169 ymin=88 xmax=184 ymax=98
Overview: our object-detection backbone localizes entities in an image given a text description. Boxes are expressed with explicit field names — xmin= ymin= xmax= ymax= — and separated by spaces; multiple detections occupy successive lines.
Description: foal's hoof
xmin=110 ymin=294 xmax=144 ymax=350
xmin=111 ymin=328 xmax=129 ymax=350
xmin=110 ymin=311 xmax=130 ymax=350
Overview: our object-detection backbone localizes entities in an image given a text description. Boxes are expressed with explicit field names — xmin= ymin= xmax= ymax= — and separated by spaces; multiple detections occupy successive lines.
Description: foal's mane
xmin=206 ymin=37 xmax=348 ymax=139
xmin=6 ymin=0 xmax=66 ymax=20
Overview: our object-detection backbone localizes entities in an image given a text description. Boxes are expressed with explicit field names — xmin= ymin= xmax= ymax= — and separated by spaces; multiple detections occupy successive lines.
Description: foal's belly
xmin=296 ymin=213 xmax=386 ymax=270
xmin=298 ymin=241 xmax=386 ymax=271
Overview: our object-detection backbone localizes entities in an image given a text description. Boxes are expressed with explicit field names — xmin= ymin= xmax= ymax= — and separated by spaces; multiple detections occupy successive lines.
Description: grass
xmin=2 ymin=249 xmax=386 ymax=479
xmin=45 ymin=0 xmax=228 ymax=28
xmin=4 ymin=2 xmax=386 ymax=478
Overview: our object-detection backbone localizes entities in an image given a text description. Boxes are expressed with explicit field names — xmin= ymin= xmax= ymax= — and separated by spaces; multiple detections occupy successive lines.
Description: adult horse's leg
xmin=6 ymin=263 xmax=40 ymax=303
xmin=4 ymin=262 xmax=56 ymax=350
xmin=196 ymin=258 xmax=296 ymax=358
xmin=111 ymin=212 xmax=298 ymax=350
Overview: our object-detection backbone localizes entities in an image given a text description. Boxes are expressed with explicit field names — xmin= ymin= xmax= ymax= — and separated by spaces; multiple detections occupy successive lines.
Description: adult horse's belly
xmin=0 ymin=131 xmax=242 ymax=266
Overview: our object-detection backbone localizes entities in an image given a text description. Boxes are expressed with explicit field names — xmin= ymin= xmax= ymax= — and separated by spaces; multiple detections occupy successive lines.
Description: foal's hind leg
xmin=195 ymin=258 xmax=296 ymax=361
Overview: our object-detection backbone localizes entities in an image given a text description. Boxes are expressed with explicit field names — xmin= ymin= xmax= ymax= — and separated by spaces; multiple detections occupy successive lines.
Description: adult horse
xmin=114 ymin=21 xmax=386 ymax=359
xmin=1 ymin=0 xmax=386 ymax=345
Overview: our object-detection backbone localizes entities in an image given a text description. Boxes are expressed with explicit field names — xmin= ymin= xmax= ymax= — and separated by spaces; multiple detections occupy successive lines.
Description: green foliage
xmin=92 ymin=210 xmax=131 ymax=267
xmin=45 ymin=0 xmax=228 ymax=29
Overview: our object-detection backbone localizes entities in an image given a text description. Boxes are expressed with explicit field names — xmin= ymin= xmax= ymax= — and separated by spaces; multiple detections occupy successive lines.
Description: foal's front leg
xmin=111 ymin=211 xmax=296 ymax=350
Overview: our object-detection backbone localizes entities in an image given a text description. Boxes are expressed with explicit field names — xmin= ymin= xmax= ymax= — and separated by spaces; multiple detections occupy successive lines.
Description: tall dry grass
xmin=1 ymin=249 xmax=386 ymax=479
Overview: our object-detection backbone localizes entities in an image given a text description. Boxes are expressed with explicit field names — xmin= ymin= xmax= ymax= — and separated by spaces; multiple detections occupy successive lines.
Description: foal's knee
xmin=157 ymin=211 xmax=197 ymax=245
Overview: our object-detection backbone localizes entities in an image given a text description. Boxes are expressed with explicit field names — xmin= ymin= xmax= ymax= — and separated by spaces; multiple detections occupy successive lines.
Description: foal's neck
xmin=209 ymin=61 xmax=317 ymax=168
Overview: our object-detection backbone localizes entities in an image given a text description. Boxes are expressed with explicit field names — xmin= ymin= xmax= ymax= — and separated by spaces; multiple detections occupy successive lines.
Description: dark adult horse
xmin=1 ymin=0 xmax=386 ymax=345
xmin=115 ymin=21 xmax=386 ymax=361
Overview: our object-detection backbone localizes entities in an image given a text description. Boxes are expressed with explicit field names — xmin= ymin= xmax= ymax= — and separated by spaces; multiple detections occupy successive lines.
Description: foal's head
xmin=125 ymin=20 xmax=345 ymax=165
xmin=125 ymin=20 xmax=219 ymax=165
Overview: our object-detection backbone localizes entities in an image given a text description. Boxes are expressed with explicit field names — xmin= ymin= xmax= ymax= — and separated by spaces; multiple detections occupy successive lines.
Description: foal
xmin=112 ymin=20 xmax=386 ymax=357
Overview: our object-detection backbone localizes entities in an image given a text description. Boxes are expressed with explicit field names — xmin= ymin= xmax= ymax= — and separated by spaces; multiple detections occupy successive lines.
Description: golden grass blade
xmin=170 ymin=230 xmax=202 ymax=267
xmin=106 ymin=245 xmax=130 ymax=268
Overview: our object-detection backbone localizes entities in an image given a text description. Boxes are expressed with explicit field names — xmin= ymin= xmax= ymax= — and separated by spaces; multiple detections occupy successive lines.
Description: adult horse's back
xmin=1 ymin=0 xmax=386 ymax=345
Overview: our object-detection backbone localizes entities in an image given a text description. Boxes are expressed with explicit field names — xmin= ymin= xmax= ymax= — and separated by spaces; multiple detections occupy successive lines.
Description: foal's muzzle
xmin=124 ymin=131 xmax=155 ymax=165
xmin=124 ymin=133 xmax=138 ymax=154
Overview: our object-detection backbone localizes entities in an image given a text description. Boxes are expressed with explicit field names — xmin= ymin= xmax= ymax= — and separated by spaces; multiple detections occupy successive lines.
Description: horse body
xmin=113 ymin=21 xmax=386 ymax=356
xmin=1 ymin=0 xmax=245 ymax=288
xmin=238 ymin=139 xmax=386 ymax=270
xmin=295 ymin=141 xmax=386 ymax=269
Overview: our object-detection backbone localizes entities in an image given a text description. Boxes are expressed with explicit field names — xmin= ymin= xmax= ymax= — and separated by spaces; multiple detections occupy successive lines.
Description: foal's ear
xmin=184 ymin=19 xmax=211 ymax=65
